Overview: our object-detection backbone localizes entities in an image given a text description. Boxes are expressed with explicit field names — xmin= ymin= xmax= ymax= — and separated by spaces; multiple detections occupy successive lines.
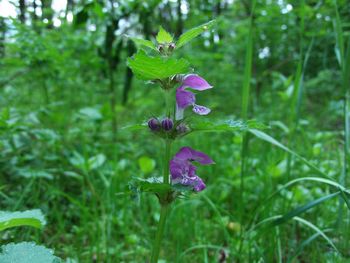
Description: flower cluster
xmin=175 ymin=74 xmax=213 ymax=120
xmin=170 ymin=147 xmax=214 ymax=192
xmin=171 ymin=74 xmax=214 ymax=192
xmin=146 ymin=66 xmax=214 ymax=192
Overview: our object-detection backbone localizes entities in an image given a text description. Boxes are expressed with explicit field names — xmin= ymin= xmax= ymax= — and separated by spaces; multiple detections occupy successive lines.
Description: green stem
xmin=150 ymin=204 xmax=169 ymax=263
xmin=150 ymin=88 xmax=173 ymax=262
xmin=164 ymin=89 xmax=172 ymax=118
xmin=163 ymin=139 xmax=171 ymax=184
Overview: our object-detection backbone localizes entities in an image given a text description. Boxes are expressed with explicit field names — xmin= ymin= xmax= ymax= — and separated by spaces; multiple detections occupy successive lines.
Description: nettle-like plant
xmin=0 ymin=209 xmax=62 ymax=262
xmin=126 ymin=21 xmax=262 ymax=262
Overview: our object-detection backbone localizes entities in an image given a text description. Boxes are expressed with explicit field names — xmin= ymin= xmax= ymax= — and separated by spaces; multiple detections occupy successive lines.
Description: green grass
xmin=1 ymin=1 xmax=350 ymax=262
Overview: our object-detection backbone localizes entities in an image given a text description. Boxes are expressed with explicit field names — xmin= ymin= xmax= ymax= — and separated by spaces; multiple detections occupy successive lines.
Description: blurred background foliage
xmin=1 ymin=0 xmax=350 ymax=262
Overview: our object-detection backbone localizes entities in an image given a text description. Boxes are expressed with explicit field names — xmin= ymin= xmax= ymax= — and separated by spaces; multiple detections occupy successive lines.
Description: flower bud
xmin=168 ymin=43 xmax=176 ymax=51
xmin=158 ymin=44 xmax=164 ymax=52
xmin=148 ymin=118 xmax=160 ymax=131
xmin=161 ymin=118 xmax=173 ymax=131
xmin=176 ymin=123 xmax=190 ymax=134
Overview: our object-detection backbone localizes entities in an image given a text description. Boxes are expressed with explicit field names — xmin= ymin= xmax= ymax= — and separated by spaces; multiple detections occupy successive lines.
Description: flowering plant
xmin=126 ymin=21 xmax=262 ymax=262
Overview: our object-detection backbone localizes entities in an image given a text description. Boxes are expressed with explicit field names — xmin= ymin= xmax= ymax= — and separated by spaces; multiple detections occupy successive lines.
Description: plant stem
xmin=238 ymin=1 xmax=255 ymax=259
xmin=163 ymin=139 xmax=171 ymax=184
xmin=164 ymin=89 xmax=172 ymax=118
xmin=150 ymin=88 xmax=173 ymax=262
xmin=150 ymin=204 xmax=169 ymax=263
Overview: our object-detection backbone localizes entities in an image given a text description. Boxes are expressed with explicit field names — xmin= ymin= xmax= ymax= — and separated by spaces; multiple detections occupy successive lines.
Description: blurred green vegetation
xmin=1 ymin=0 xmax=350 ymax=262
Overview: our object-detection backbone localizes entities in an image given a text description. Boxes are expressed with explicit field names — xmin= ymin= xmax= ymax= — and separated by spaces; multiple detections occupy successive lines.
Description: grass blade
xmin=249 ymin=129 xmax=331 ymax=178
xmin=293 ymin=217 xmax=339 ymax=254
xmin=272 ymin=191 xmax=341 ymax=226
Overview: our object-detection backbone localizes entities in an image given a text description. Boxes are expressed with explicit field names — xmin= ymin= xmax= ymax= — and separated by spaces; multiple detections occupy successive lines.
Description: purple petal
xmin=188 ymin=148 xmax=214 ymax=165
xmin=183 ymin=74 xmax=213 ymax=91
xmin=176 ymin=89 xmax=195 ymax=108
xmin=193 ymin=177 xmax=206 ymax=192
xmin=193 ymin=104 xmax=211 ymax=115
xmin=175 ymin=147 xmax=214 ymax=165
xmin=175 ymin=104 xmax=185 ymax=120
xmin=173 ymin=147 xmax=193 ymax=161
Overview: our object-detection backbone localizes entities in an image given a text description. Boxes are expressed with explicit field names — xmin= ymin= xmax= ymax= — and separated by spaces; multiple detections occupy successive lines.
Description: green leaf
xmin=130 ymin=177 xmax=171 ymax=194
xmin=0 ymin=242 xmax=61 ymax=263
xmin=0 ymin=209 xmax=46 ymax=231
xmin=272 ymin=192 xmax=341 ymax=226
xmin=156 ymin=26 xmax=173 ymax=43
xmin=287 ymin=229 xmax=332 ymax=263
xmin=190 ymin=119 xmax=266 ymax=133
xmin=292 ymin=217 xmax=339 ymax=253
xmin=177 ymin=20 xmax=216 ymax=48
xmin=249 ymin=129 xmax=331 ymax=178
xmin=340 ymin=188 xmax=350 ymax=210
xmin=121 ymin=123 xmax=147 ymax=131
xmin=138 ymin=156 xmax=156 ymax=174
xmin=127 ymin=36 xmax=157 ymax=51
xmin=127 ymin=51 xmax=190 ymax=80
xmin=88 ymin=154 xmax=106 ymax=170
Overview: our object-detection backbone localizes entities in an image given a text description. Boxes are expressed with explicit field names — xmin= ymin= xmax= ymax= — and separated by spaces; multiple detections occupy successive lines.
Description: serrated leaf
xmin=0 ymin=242 xmax=61 ymax=263
xmin=177 ymin=20 xmax=216 ymax=48
xmin=156 ymin=26 xmax=173 ymax=43
xmin=127 ymin=51 xmax=190 ymax=80
xmin=131 ymin=177 xmax=171 ymax=194
xmin=190 ymin=119 xmax=266 ymax=133
xmin=128 ymin=36 xmax=157 ymax=51
xmin=0 ymin=209 xmax=46 ymax=231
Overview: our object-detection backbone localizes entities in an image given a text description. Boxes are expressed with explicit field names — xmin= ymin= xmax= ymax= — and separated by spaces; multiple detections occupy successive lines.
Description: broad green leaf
xmin=177 ymin=20 xmax=216 ymax=48
xmin=156 ymin=26 xmax=173 ymax=43
xmin=138 ymin=156 xmax=156 ymax=174
xmin=78 ymin=107 xmax=102 ymax=120
xmin=272 ymin=192 xmax=340 ymax=226
xmin=0 ymin=209 xmax=46 ymax=231
xmin=88 ymin=154 xmax=106 ymax=170
xmin=127 ymin=51 xmax=190 ymax=80
xmin=0 ymin=242 xmax=61 ymax=263
xmin=191 ymin=119 xmax=266 ymax=133
xmin=130 ymin=177 xmax=171 ymax=194
xmin=127 ymin=36 xmax=157 ymax=51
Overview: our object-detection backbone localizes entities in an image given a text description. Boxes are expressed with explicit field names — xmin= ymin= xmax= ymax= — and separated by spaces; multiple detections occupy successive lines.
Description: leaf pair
xmin=0 ymin=210 xmax=62 ymax=262
xmin=128 ymin=20 xmax=215 ymax=51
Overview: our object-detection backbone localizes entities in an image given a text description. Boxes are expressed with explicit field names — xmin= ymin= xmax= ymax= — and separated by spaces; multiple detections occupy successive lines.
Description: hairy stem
xmin=150 ymin=204 xmax=169 ymax=263
xmin=150 ymin=88 xmax=173 ymax=262
xmin=163 ymin=139 xmax=171 ymax=184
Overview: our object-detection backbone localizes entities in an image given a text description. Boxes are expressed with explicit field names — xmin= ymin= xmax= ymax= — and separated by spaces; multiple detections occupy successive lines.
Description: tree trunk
xmin=40 ymin=0 xmax=54 ymax=28
xmin=176 ymin=0 xmax=183 ymax=37
xmin=65 ymin=0 xmax=74 ymax=19
xmin=104 ymin=15 xmax=122 ymax=142
xmin=19 ymin=0 xmax=26 ymax=24
xmin=0 ymin=18 xmax=5 ymax=57
xmin=122 ymin=40 xmax=136 ymax=105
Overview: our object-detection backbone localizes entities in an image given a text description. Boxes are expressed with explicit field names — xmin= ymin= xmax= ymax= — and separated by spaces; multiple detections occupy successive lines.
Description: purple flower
xmin=170 ymin=147 xmax=214 ymax=192
xmin=175 ymin=74 xmax=213 ymax=120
